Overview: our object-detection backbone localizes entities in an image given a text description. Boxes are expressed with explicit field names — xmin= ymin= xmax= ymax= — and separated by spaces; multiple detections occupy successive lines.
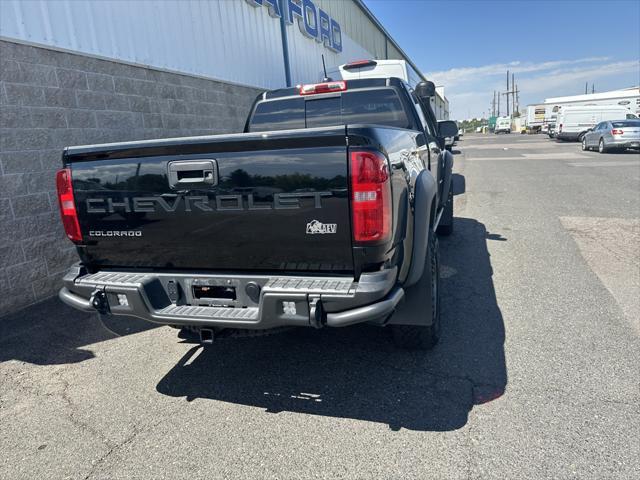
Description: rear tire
xmin=392 ymin=233 xmax=441 ymax=350
xmin=437 ymin=180 xmax=454 ymax=236
xmin=599 ymin=138 xmax=607 ymax=153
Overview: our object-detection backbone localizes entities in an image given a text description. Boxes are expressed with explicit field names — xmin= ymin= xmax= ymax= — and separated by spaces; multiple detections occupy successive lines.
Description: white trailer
xmin=495 ymin=116 xmax=512 ymax=134
xmin=544 ymin=87 xmax=639 ymax=121
xmin=526 ymin=104 xmax=547 ymax=132
xmin=326 ymin=59 xmax=450 ymax=120
xmin=555 ymin=105 xmax=637 ymax=141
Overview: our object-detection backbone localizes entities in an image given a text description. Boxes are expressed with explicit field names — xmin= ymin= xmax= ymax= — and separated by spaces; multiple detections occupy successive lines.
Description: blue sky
xmin=364 ymin=0 xmax=640 ymax=119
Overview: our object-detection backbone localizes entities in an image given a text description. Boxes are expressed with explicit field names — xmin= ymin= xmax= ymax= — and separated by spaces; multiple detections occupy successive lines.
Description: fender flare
xmin=439 ymin=151 xmax=454 ymax=209
xmin=404 ymin=170 xmax=437 ymax=287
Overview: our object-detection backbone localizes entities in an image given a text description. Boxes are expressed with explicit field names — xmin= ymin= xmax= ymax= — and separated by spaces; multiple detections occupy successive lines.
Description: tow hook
xmin=308 ymin=295 xmax=325 ymax=329
xmin=90 ymin=289 xmax=109 ymax=315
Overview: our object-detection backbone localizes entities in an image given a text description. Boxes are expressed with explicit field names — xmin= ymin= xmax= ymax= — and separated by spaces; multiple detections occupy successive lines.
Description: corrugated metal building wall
xmin=0 ymin=0 xmax=420 ymax=89
xmin=0 ymin=0 xmax=441 ymax=316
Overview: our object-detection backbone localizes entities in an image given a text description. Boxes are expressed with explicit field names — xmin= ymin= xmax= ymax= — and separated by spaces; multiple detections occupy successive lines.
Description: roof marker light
xmin=299 ymin=81 xmax=347 ymax=96
xmin=343 ymin=59 xmax=378 ymax=70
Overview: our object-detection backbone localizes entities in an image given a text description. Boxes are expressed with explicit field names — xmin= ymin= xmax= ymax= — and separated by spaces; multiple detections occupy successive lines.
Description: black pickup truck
xmin=56 ymin=77 xmax=457 ymax=349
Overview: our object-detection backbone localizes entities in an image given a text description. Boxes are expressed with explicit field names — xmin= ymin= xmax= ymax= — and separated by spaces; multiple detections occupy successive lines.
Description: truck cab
xmin=326 ymin=60 xmax=456 ymax=206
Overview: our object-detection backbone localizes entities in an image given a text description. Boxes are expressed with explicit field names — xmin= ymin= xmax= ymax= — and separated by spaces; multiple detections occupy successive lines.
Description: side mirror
xmin=438 ymin=120 xmax=459 ymax=139
xmin=415 ymin=81 xmax=436 ymax=100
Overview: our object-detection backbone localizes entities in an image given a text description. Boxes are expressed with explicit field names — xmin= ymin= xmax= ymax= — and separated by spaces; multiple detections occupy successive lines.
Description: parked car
xmin=582 ymin=119 xmax=640 ymax=153
xmin=56 ymin=76 xmax=457 ymax=350
xmin=555 ymin=105 xmax=637 ymax=142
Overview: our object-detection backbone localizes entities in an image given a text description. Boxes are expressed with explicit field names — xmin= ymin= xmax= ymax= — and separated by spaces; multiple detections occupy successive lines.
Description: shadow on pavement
xmin=0 ymin=297 xmax=155 ymax=365
xmin=156 ymin=217 xmax=507 ymax=432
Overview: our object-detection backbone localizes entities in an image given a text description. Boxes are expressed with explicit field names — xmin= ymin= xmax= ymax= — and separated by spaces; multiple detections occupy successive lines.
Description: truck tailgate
xmin=67 ymin=128 xmax=353 ymax=273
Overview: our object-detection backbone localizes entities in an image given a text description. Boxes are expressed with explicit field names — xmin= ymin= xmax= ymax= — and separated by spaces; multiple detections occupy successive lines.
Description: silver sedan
xmin=582 ymin=119 xmax=640 ymax=153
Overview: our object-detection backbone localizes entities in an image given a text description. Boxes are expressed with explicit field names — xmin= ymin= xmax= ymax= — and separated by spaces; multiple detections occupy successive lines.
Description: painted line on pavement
xmin=568 ymin=160 xmax=640 ymax=167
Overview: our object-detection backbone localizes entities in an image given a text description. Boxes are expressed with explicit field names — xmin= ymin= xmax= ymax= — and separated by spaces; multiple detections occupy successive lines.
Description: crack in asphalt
xmin=50 ymin=367 xmax=187 ymax=479
xmin=81 ymin=401 xmax=187 ymax=480
xmin=83 ymin=425 xmax=141 ymax=480
xmin=57 ymin=374 xmax=114 ymax=450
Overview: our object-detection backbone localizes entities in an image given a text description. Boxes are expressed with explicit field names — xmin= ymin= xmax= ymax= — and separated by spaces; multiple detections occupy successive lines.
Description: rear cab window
xmin=612 ymin=119 xmax=640 ymax=127
xmin=248 ymin=88 xmax=411 ymax=132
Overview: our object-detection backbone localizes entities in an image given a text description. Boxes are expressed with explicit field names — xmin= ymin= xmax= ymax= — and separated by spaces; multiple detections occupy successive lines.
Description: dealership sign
xmin=245 ymin=0 xmax=343 ymax=52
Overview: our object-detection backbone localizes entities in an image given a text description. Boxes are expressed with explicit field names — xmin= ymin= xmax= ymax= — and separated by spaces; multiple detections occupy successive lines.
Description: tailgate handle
xmin=167 ymin=160 xmax=217 ymax=189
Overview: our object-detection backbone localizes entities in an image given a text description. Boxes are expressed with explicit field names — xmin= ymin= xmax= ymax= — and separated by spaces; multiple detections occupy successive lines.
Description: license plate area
xmin=193 ymin=285 xmax=236 ymax=300
xmin=186 ymin=277 xmax=254 ymax=308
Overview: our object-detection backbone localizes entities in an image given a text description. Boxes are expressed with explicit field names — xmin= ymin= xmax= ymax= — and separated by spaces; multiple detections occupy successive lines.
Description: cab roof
xmin=263 ymin=77 xmax=406 ymax=100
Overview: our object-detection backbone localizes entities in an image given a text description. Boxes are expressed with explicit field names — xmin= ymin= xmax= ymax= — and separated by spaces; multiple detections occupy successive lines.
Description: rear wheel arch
xmin=437 ymin=179 xmax=454 ymax=236
xmin=404 ymin=171 xmax=437 ymax=287
xmin=429 ymin=196 xmax=437 ymax=231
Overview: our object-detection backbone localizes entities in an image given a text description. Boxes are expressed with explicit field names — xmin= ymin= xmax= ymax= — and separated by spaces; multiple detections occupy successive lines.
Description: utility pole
xmin=515 ymin=84 xmax=520 ymax=115
xmin=511 ymin=73 xmax=515 ymax=116
xmin=491 ymin=91 xmax=497 ymax=117
xmin=502 ymin=70 xmax=517 ymax=117
xmin=592 ymin=83 xmax=595 ymax=94
xmin=497 ymin=91 xmax=500 ymax=117
xmin=585 ymin=82 xmax=588 ymax=94
xmin=506 ymin=71 xmax=510 ymax=116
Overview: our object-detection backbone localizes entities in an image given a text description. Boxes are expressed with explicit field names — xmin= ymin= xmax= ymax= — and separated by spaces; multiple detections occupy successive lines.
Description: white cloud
xmin=426 ymin=57 xmax=610 ymax=88
xmin=427 ymin=57 xmax=639 ymax=120
xmin=517 ymin=60 xmax=639 ymax=94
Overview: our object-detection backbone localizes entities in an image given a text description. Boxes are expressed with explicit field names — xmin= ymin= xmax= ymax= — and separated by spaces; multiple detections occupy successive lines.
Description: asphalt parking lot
xmin=1 ymin=133 xmax=639 ymax=479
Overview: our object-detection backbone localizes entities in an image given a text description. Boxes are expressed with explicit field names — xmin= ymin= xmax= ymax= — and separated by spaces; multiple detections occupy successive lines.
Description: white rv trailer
xmin=494 ymin=116 xmax=512 ymax=134
xmin=326 ymin=59 xmax=450 ymax=120
xmin=526 ymin=104 xmax=547 ymax=131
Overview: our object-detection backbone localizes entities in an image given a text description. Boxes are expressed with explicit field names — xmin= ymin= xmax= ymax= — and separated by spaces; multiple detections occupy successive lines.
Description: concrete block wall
xmin=0 ymin=39 xmax=262 ymax=316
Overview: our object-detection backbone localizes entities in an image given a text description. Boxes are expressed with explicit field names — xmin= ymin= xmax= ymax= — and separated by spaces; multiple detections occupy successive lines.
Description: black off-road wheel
xmin=392 ymin=233 xmax=441 ymax=350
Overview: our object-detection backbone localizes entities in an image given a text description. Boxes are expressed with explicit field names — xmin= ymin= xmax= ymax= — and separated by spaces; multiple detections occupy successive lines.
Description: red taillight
xmin=350 ymin=150 xmax=391 ymax=244
xmin=55 ymin=168 xmax=82 ymax=243
xmin=611 ymin=129 xmax=624 ymax=135
xmin=343 ymin=59 xmax=377 ymax=70
xmin=299 ymin=81 xmax=347 ymax=95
